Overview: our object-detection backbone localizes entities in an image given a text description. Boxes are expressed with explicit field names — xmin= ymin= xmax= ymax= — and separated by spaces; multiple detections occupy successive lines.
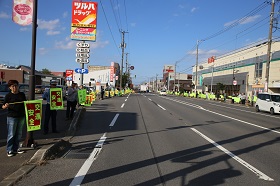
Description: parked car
xmin=35 ymin=85 xmax=45 ymax=94
xmin=255 ymin=92 xmax=280 ymax=115
xmin=0 ymin=83 xmax=29 ymax=104
xmin=159 ymin=89 xmax=167 ymax=96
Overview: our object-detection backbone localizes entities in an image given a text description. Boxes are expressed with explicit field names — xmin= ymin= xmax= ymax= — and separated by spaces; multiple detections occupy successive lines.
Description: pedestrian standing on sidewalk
xmin=43 ymin=80 xmax=58 ymax=135
xmin=66 ymin=82 xmax=78 ymax=120
xmin=1 ymin=80 xmax=26 ymax=157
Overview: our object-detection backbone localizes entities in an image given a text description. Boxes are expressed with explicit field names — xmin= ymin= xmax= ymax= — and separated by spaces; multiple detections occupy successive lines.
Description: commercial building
xmin=193 ymin=40 xmax=280 ymax=96
xmin=72 ymin=62 xmax=120 ymax=91
xmin=162 ymin=65 xmax=192 ymax=92
xmin=0 ymin=65 xmax=65 ymax=85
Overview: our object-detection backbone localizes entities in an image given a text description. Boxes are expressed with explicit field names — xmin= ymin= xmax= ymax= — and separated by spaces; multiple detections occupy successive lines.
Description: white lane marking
xmin=162 ymin=97 xmax=280 ymax=135
xmin=162 ymin=96 xmax=204 ymax=109
xmin=148 ymin=98 xmax=152 ymax=101
xmin=204 ymin=108 xmax=280 ymax=135
xmin=109 ymin=114 xmax=119 ymax=127
xmin=125 ymin=99 xmax=127 ymax=102
xmin=209 ymin=103 xmax=280 ymax=119
xmin=121 ymin=103 xmax=125 ymax=108
xmin=157 ymin=104 xmax=166 ymax=110
xmin=70 ymin=133 xmax=107 ymax=186
xmin=191 ymin=128 xmax=274 ymax=181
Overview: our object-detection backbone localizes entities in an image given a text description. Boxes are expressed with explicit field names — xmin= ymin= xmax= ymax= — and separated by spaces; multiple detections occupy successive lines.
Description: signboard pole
xmin=80 ymin=40 xmax=85 ymax=86
xmin=23 ymin=0 xmax=38 ymax=148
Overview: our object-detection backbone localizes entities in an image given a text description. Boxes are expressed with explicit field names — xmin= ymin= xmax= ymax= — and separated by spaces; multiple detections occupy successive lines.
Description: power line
xmin=201 ymin=1 xmax=270 ymax=42
xmin=99 ymin=0 xmax=121 ymax=56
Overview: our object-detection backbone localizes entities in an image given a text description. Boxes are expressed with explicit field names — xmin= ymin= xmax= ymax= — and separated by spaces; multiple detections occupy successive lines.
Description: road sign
xmin=76 ymin=58 xmax=90 ymax=64
xmin=233 ymin=80 xmax=237 ymax=85
xmin=76 ymin=42 xmax=90 ymax=48
xmin=76 ymin=48 xmax=90 ymax=53
xmin=76 ymin=53 xmax=90 ymax=58
xmin=75 ymin=68 xmax=89 ymax=74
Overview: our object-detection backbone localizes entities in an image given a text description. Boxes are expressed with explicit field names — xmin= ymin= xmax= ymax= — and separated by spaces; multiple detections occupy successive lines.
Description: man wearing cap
xmin=42 ymin=80 xmax=58 ymax=134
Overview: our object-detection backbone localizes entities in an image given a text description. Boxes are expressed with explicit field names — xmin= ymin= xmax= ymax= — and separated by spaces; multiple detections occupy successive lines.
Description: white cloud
xmin=38 ymin=19 xmax=60 ymax=30
xmin=20 ymin=27 xmax=29 ymax=31
xmin=240 ymin=15 xmax=261 ymax=24
xmin=38 ymin=19 xmax=61 ymax=36
xmin=187 ymin=49 xmax=219 ymax=56
xmin=224 ymin=15 xmax=261 ymax=27
xmin=63 ymin=12 xmax=68 ymax=18
xmin=178 ymin=4 xmax=185 ymax=9
xmin=55 ymin=39 xmax=76 ymax=50
xmin=0 ymin=11 xmax=9 ymax=19
xmin=38 ymin=48 xmax=48 ymax=55
xmin=191 ymin=7 xmax=198 ymax=13
xmin=47 ymin=30 xmax=60 ymax=35
xmin=54 ymin=37 xmax=109 ymax=50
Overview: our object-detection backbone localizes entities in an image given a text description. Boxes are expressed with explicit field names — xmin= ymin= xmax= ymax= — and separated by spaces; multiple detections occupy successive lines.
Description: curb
xmin=0 ymin=106 xmax=85 ymax=186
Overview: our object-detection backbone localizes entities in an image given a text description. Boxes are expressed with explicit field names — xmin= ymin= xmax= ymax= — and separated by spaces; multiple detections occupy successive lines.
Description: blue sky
xmin=0 ymin=0 xmax=277 ymax=85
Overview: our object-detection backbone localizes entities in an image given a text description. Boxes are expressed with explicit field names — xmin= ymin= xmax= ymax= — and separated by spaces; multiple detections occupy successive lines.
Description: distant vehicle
xmin=159 ymin=89 xmax=167 ymax=96
xmin=140 ymin=85 xmax=148 ymax=93
xmin=0 ymin=83 xmax=29 ymax=104
xmin=255 ymin=92 xmax=280 ymax=115
xmin=35 ymin=85 xmax=45 ymax=94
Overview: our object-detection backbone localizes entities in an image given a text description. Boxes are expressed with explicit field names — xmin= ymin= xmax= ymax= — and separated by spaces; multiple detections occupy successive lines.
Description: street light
xmin=232 ymin=65 xmax=239 ymax=83
xmin=199 ymin=64 xmax=214 ymax=93
xmin=210 ymin=64 xmax=214 ymax=93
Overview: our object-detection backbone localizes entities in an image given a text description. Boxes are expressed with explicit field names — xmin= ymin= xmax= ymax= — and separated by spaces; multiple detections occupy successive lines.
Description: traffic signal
xmin=89 ymin=82 xmax=91 ymax=86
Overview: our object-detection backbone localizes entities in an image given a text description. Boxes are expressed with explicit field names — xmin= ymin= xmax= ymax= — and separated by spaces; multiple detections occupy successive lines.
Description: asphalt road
xmin=14 ymin=93 xmax=280 ymax=186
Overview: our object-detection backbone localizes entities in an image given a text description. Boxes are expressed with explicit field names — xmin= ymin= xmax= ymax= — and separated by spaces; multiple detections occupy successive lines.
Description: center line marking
xmin=121 ymin=103 xmax=125 ymax=108
xmin=157 ymin=104 xmax=166 ymax=110
xmin=109 ymin=114 xmax=119 ymax=127
xmin=191 ymin=128 xmax=274 ymax=181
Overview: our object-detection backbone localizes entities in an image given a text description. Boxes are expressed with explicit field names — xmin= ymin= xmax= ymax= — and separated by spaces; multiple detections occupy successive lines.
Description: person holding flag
xmin=2 ymin=80 xmax=26 ymax=157
xmin=43 ymin=80 xmax=59 ymax=135
xmin=66 ymin=82 xmax=78 ymax=120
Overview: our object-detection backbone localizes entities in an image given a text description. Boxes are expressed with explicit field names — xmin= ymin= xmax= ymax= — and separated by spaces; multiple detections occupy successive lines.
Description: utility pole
xmin=195 ymin=40 xmax=203 ymax=97
xmin=265 ymin=0 xmax=275 ymax=92
xmin=120 ymin=30 xmax=128 ymax=89
xmin=195 ymin=40 xmax=199 ymax=96
xmin=156 ymin=74 xmax=158 ymax=91
xmin=174 ymin=61 xmax=178 ymax=91
xmin=125 ymin=53 xmax=129 ymax=75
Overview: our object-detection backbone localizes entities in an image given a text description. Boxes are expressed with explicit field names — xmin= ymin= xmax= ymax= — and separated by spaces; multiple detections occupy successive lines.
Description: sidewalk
xmin=0 ymin=105 xmax=84 ymax=186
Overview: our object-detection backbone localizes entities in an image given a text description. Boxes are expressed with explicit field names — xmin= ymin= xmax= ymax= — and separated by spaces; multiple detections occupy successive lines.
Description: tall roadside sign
xmin=71 ymin=1 xmax=98 ymax=41
xmin=71 ymin=1 xmax=98 ymax=86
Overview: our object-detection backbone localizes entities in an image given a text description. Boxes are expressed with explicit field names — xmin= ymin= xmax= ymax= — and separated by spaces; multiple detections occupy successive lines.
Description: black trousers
xmin=66 ymin=100 xmax=77 ymax=118
xmin=44 ymin=104 xmax=57 ymax=132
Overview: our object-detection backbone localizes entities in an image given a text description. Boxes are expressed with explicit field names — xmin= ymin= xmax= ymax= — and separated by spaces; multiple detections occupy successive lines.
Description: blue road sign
xmin=75 ymin=68 xmax=88 ymax=74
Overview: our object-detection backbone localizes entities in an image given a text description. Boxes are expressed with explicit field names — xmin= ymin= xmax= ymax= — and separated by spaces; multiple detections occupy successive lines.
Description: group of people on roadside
xmin=1 ymin=79 xmax=79 ymax=157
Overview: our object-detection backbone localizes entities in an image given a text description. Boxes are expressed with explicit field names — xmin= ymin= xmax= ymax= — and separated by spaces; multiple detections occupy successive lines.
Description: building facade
xmin=193 ymin=40 xmax=280 ymax=96
xmin=72 ymin=63 xmax=120 ymax=91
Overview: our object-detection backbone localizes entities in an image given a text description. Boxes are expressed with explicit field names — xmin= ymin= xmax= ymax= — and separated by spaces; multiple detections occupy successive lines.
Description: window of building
xmin=255 ymin=56 xmax=263 ymax=78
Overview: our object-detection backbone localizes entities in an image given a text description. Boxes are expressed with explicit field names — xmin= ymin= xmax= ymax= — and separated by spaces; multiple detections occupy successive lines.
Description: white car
xmin=255 ymin=92 xmax=280 ymax=115
xmin=159 ymin=89 xmax=167 ymax=96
